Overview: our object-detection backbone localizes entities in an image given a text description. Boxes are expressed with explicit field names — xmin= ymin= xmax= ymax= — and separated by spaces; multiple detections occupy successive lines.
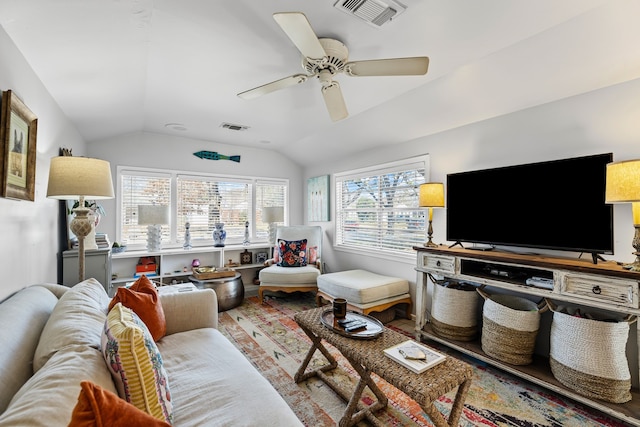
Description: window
xmin=335 ymin=155 xmax=428 ymax=258
xmin=117 ymin=166 xmax=288 ymax=249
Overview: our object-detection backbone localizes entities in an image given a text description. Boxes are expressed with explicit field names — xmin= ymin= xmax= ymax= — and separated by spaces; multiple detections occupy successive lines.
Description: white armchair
xmin=258 ymin=226 xmax=322 ymax=303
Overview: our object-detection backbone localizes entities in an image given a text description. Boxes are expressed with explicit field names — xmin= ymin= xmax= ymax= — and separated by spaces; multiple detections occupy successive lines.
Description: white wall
xmin=0 ymin=26 xmax=87 ymax=301
xmin=87 ymin=131 xmax=304 ymax=242
xmin=306 ymin=77 xmax=640 ymax=305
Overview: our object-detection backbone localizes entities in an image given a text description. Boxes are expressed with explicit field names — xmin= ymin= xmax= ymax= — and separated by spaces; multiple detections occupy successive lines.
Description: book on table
xmin=383 ymin=340 xmax=446 ymax=374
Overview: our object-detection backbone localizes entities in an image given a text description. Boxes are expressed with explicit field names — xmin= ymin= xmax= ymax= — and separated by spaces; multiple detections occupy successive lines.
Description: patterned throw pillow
xmin=277 ymin=239 xmax=307 ymax=267
xmin=101 ymin=303 xmax=172 ymax=424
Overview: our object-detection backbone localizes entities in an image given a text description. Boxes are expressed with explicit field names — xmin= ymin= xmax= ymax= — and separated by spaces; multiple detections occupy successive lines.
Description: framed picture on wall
xmin=0 ymin=90 xmax=38 ymax=201
xmin=308 ymin=175 xmax=329 ymax=222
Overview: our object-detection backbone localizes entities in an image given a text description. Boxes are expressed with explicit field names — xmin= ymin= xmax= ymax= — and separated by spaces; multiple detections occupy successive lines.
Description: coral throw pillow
xmin=307 ymin=245 xmax=318 ymax=265
xmin=102 ymin=303 xmax=173 ymax=424
xmin=68 ymin=381 xmax=171 ymax=427
xmin=108 ymin=275 xmax=166 ymax=341
xmin=277 ymin=239 xmax=307 ymax=267
xmin=273 ymin=245 xmax=280 ymax=264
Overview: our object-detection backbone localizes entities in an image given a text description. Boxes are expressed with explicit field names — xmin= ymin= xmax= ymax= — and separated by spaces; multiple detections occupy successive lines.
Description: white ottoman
xmin=316 ymin=269 xmax=411 ymax=321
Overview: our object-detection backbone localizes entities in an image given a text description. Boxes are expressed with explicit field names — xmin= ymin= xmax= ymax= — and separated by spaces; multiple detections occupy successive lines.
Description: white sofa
xmin=0 ymin=278 xmax=302 ymax=426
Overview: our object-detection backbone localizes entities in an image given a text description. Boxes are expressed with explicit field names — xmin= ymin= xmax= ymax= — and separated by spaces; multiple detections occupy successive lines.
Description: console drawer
xmin=421 ymin=254 xmax=456 ymax=275
xmin=560 ymin=273 xmax=639 ymax=308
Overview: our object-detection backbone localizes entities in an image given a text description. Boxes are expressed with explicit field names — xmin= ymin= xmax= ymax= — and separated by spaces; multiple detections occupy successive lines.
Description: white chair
xmin=258 ymin=225 xmax=322 ymax=303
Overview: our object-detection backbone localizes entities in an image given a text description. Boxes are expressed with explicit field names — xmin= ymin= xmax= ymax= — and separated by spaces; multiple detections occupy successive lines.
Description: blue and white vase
xmin=213 ymin=222 xmax=226 ymax=247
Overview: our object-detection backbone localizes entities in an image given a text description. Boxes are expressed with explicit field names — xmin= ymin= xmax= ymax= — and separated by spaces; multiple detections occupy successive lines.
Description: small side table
xmin=189 ymin=272 xmax=244 ymax=312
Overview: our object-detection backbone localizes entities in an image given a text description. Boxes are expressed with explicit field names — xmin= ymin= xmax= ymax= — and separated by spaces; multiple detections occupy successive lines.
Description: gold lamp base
xmin=424 ymin=218 xmax=438 ymax=247
xmin=622 ymin=225 xmax=640 ymax=271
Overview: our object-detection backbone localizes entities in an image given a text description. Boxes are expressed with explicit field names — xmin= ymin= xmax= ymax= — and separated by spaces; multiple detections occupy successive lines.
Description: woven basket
xmin=430 ymin=279 xmax=480 ymax=341
xmin=548 ymin=300 xmax=633 ymax=403
xmin=479 ymin=289 xmax=546 ymax=365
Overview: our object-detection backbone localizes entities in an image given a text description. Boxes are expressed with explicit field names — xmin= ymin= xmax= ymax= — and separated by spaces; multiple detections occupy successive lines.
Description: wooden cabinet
xmin=62 ymin=248 xmax=112 ymax=294
xmin=414 ymin=245 xmax=640 ymax=426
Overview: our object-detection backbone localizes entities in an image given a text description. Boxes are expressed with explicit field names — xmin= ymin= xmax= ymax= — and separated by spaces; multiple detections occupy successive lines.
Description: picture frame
xmin=308 ymin=174 xmax=330 ymax=222
xmin=0 ymin=90 xmax=38 ymax=201
xmin=256 ymin=252 xmax=268 ymax=263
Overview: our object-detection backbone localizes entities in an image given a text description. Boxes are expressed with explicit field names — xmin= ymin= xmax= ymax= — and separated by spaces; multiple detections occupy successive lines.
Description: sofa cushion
xmin=277 ymin=238 xmax=307 ymax=267
xmin=0 ymin=347 xmax=116 ymax=427
xmin=33 ymin=278 xmax=110 ymax=372
xmin=158 ymin=328 xmax=304 ymax=427
xmin=108 ymin=275 xmax=166 ymax=341
xmin=317 ymin=269 xmax=409 ymax=304
xmin=102 ymin=303 xmax=172 ymax=424
xmin=68 ymin=381 xmax=171 ymax=427
xmin=259 ymin=265 xmax=321 ymax=285
xmin=0 ymin=286 xmax=60 ymax=413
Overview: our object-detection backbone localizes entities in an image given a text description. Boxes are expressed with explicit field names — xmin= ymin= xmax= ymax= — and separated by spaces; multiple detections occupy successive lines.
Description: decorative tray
xmin=192 ymin=267 xmax=236 ymax=280
xmin=320 ymin=309 xmax=384 ymax=340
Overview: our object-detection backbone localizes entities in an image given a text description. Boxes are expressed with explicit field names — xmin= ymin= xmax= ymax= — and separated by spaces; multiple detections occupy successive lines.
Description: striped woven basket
xmin=547 ymin=300 xmax=634 ymax=403
xmin=430 ymin=279 xmax=480 ymax=341
xmin=478 ymin=289 xmax=547 ymax=365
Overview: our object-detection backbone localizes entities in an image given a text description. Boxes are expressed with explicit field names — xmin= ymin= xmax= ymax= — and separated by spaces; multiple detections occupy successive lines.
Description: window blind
xmin=335 ymin=156 xmax=428 ymax=256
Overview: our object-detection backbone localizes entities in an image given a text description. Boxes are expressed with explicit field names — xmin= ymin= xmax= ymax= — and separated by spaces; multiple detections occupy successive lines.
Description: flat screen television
xmin=446 ymin=153 xmax=614 ymax=256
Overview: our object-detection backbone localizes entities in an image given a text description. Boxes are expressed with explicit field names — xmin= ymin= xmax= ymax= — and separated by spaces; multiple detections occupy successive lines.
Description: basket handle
xmin=537 ymin=299 xmax=549 ymax=313
xmin=546 ymin=298 xmax=637 ymax=323
xmin=476 ymin=287 xmax=490 ymax=300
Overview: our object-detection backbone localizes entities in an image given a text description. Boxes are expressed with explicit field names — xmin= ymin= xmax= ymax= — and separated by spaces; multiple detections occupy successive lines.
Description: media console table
xmin=414 ymin=245 xmax=640 ymax=426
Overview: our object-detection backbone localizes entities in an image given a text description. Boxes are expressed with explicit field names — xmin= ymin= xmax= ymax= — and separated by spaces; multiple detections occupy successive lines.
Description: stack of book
xmin=69 ymin=233 xmax=111 ymax=249
xmin=383 ymin=340 xmax=446 ymax=374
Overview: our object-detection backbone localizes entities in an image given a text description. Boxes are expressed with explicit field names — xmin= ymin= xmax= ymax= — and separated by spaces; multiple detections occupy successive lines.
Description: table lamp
xmin=419 ymin=182 xmax=445 ymax=247
xmin=138 ymin=205 xmax=170 ymax=252
xmin=47 ymin=156 xmax=114 ymax=282
xmin=262 ymin=206 xmax=284 ymax=245
xmin=606 ymin=159 xmax=640 ymax=271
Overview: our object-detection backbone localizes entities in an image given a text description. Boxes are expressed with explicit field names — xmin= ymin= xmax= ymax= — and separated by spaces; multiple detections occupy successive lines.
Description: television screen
xmin=446 ymin=153 xmax=614 ymax=255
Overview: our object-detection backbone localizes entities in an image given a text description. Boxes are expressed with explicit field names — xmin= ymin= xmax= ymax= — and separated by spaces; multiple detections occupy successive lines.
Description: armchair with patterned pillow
xmin=258 ymin=225 xmax=322 ymax=303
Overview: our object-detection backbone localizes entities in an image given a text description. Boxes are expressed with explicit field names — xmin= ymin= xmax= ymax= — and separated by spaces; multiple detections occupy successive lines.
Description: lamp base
xmin=622 ymin=258 xmax=640 ymax=271
xmin=623 ymin=226 xmax=640 ymax=271
xmin=268 ymin=222 xmax=278 ymax=246
xmin=146 ymin=224 xmax=162 ymax=252
xmin=423 ymin=219 xmax=438 ymax=247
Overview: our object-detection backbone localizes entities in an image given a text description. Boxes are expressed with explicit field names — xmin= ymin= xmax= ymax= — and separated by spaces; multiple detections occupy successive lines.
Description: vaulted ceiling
xmin=1 ymin=0 xmax=638 ymax=166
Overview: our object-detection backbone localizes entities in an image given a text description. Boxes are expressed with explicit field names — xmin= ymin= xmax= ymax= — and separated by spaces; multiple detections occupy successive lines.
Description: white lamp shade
xmin=47 ymin=157 xmax=114 ymax=200
xmin=262 ymin=206 xmax=284 ymax=223
xmin=419 ymin=183 xmax=445 ymax=207
xmin=606 ymin=160 xmax=640 ymax=203
xmin=138 ymin=205 xmax=170 ymax=225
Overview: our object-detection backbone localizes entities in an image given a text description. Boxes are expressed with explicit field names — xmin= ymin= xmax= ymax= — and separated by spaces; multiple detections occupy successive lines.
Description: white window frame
xmin=334 ymin=155 xmax=429 ymax=262
xmin=117 ymin=166 xmax=288 ymax=250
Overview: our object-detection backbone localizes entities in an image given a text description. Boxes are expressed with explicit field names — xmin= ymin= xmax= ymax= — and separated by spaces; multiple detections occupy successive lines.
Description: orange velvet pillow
xmin=108 ymin=275 xmax=166 ymax=341
xmin=68 ymin=381 xmax=171 ymax=427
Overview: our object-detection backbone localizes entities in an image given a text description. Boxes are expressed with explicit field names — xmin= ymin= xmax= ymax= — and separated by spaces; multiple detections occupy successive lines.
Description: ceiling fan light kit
xmin=237 ymin=11 xmax=428 ymax=122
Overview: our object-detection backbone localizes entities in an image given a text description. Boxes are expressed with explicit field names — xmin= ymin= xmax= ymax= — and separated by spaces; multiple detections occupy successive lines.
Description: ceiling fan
xmin=237 ymin=12 xmax=429 ymax=122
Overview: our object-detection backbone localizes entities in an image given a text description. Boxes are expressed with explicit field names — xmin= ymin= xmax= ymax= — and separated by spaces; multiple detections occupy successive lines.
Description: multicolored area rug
xmin=218 ymin=294 xmax=627 ymax=427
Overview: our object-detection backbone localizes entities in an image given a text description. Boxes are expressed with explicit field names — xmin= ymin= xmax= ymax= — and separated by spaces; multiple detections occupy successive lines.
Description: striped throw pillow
xmin=101 ymin=303 xmax=172 ymax=423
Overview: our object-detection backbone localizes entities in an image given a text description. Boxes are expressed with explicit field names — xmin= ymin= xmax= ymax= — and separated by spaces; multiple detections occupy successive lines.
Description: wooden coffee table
xmin=294 ymin=307 xmax=473 ymax=427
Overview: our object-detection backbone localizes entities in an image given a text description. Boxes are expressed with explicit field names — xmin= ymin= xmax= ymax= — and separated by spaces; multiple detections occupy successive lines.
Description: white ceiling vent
xmin=333 ymin=0 xmax=406 ymax=27
xmin=220 ymin=122 xmax=250 ymax=131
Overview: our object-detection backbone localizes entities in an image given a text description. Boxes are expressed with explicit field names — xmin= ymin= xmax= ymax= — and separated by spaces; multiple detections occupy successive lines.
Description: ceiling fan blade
xmin=345 ymin=57 xmax=429 ymax=77
xmin=321 ymin=82 xmax=348 ymax=122
xmin=237 ymin=74 xmax=309 ymax=99
xmin=273 ymin=12 xmax=327 ymax=61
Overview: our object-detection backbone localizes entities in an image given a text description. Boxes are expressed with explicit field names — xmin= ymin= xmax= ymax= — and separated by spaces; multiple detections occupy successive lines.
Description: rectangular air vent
xmin=220 ymin=122 xmax=250 ymax=131
xmin=333 ymin=0 xmax=406 ymax=27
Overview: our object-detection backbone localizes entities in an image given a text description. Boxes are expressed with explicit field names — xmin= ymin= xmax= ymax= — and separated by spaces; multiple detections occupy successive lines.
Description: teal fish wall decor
xmin=194 ymin=151 xmax=241 ymax=163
